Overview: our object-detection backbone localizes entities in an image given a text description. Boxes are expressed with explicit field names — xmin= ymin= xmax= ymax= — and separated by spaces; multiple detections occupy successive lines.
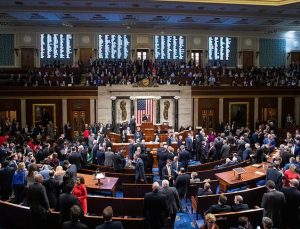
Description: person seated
xmin=199 ymin=213 xmax=219 ymax=229
xmin=262 ymin=217 xmax=273 ymax=229
xmin=62 ymin=205 xmax=88 ymax=229
xmin=231 ymin=195 xmax=249 ymax=212
xmin=190 ymin=172 xmax=200 ymax=184
xmin=214 ymin=157 xmax=238 ymax=169
xmin=230 ymin=216 xmax=250 ymax=229
xmin=95 ymin=206 xmax=123 ymax=229
xmin=197 ymin=182 xmax=213 ymax=196
xmin=142 ymin=114 xmax=148 ymax=122
xmin=205 ymin=194 xmax=231 ymax=214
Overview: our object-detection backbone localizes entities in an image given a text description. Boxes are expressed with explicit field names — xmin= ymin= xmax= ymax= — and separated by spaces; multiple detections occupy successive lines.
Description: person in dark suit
xmin=281 ymin=179 xmax=300 ymax=229
xmin=162 ymin=159 xmax=175 ymax=186
xmin=43 ymin=170 xmax=60 ymax=209
xmin=197 ymin=182 xmax=213 ymax=196
xmin=0 ymin=160 xmax=15 ymax=200
xmin=68 ymin=148 xmax=84 ymax=171
xmin=112 ymin=150 xmax=125 ymax=173
xmin=128 ymin=139 xmax=135 ymax=160
xmin=129 ymin=116 xmax=136 ymax=134
xmin=58 ymin=181 xmax=83 ymax=224
xmin=220 ymin=140 xmax=231 ymax=159
xmin=205 ymin=194 xmax=231 ymax=214
xmin=62 ymin=205 xmax=88 ymax=229
xmin=134 ymin=126 xmax=143 ymax=141
xmin=175 ymin=167 xmax=190 ymax=212
xmin=261 ymin=180 xmax=286 ymax=229
xmin=144 ymin=182 xmax=168 ymax=229
xmin=252 ymin=142 xmax=264 ymax=164
xmin=266 ymin=161 xmax=283 ymax=190
xmin=134 ymin=153 xmax=147 ymax=183
xmin=230 ymin=216 xmax=250 ymax=229
xmin=144 ymin=148 xmax=154 ymax=173
xmin=178 ymin=145 xmax=190 ymax=171
xmin=27 ymin=174 xmax=50 ymax=229
xmin=242 ymin=143 xmax=252 ymax=161
xmin=157 ymin=144 xmax=168 ymax=179
xmin=96 ymin=147 xmax=105 ymax=165
xmin=231 ymin=195 xmax=249 ymax=212
xmin=160 ymin=180 xmax=180 ymax=229
xmin=63 ymin=160 xmax=77 ymax=182
xmin=185 ymin=133 xmax=193 ymax=158
xmin=95 ymin=206 xmax=123 ymax=229
xmin=171 ymin=156 xmax=182 ymax=178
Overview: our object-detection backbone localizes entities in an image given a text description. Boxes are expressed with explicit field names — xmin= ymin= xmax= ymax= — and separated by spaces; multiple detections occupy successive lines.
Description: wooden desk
xmin=215 ymin=163 xmax=267 ymax=193
xmin=79 ymin=173 xmax=118 ymax=197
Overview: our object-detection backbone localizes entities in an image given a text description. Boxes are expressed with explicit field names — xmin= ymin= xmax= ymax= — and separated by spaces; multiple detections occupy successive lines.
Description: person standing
xmin=281 ymin=179 xmax=300 ymax=229
xmin=11 ymin=162 xmax=26 ymax=204
xmin=43 ymin=170 xmax=60 ymax=209
xmin=159 ymin=180 xmax=180 ymax=229
xmin=73 ymin=176 xmax=87 ymax=215
xmin=27 ymin=174 xmax=50 ymax=229
xmin=0 ymin=160 xmax=15 ymax=200
xmin=261 ymin=180 xmax=286 ymax=229
xmin=144 ymin=182 xmax=168 ymax=229
xmin=175 ymin=167 xmax=190 ymax=212
xmin=134 ymin=153 xmax=147 ymax=183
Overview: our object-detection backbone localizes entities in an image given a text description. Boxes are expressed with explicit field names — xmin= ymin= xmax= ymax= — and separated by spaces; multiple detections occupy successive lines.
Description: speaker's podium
xmin=140 ymin=121 xmax=155 ymax=142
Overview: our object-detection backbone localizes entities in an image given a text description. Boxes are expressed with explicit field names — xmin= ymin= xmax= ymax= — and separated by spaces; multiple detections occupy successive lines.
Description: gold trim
xmin=32 ymin=104 xmax=56 ymax=128
xmin=229 ymin=102 xmax=249 ymax=126
xmin=159 ymin=0 xmax=299 ymax=6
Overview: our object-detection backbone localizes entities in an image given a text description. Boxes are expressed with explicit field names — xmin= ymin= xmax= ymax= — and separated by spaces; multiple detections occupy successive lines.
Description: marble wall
xmin=97 ymin=85 xmax=192 ymax=128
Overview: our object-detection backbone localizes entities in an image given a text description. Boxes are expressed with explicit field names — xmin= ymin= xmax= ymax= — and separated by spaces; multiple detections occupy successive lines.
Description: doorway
xmin=21 ymin=48 xmax=34 ymax=69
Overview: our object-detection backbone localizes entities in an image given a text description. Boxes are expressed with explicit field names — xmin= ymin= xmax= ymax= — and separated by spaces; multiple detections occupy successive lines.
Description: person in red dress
xmin=73 ymin=176 xmax=87 ymax=214
xmin=284 ymin=164 xmax=300 ymax=187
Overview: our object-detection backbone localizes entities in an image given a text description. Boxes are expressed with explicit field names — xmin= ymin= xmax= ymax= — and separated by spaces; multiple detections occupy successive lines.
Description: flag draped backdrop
xmin=136 ymin=99 xmax=153 ymax=124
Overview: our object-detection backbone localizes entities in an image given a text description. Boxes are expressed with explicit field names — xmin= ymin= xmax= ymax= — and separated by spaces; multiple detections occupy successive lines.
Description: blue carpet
xmin=176 ymin=199 xmax=198 ymax=229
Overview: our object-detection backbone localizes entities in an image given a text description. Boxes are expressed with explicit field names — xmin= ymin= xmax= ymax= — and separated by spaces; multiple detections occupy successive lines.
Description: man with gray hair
xmin=262 ymin=217 xmax=273 ymax=229
xmin=159 ymin=180 xmax=180 ymax=229
xmin=144 ymin=182 xmax=168 ymax=229
xmin=281 ymin=179 xmax=300 ymax=228
xmin=27 ymin=174 xmax=50 ymax=229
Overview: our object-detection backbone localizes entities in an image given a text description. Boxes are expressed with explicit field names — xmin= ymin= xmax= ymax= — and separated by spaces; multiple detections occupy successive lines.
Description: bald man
xmin=144 ymin=182 xmax=168 ymax=229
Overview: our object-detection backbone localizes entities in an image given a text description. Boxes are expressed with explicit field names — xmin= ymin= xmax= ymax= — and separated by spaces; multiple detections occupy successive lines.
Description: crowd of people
xmin=0 ymin=114 xmax=300 ymax=228
xmin=1 ymin=59 xmax=300 ymax=87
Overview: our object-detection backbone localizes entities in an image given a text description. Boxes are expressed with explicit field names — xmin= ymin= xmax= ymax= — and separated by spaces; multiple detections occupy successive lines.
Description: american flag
xmin=137 ymin=99 xmax=153 ymax=124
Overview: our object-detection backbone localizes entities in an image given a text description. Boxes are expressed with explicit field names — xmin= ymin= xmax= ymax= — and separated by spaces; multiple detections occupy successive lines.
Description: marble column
xmin=62 ymin=99 xmax=67 ymax=125
xmin=130 ymin=97 xmax=135 ymax=118
xmin=193 ymin=98 xmax=198 ymax=128
xmin=174 ymin=96 xmax=179 ymax=131
xmin=111 ymin=96 xmax=117 ymax=130
xmin=278 ymin=97 xmax=282 ymax=128
xmin=21 ymin=99 xmax=26 ymax=128
xmin=156 ymin=98 xmax=161 ymax=124
xmin=90 ymin=99 xmax=95 ymax=124
xmin=218 ymin=98 xmax=224 ymax=124
xmin=254 ymin=97 xmax=259 ymax=125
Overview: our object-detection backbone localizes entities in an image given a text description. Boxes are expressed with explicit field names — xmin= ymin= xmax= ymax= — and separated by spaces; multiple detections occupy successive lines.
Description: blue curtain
xmin=0 ymin=34 xmax=14 ymax=66
xmin=259 ymin=38 xmax=286 ymax=67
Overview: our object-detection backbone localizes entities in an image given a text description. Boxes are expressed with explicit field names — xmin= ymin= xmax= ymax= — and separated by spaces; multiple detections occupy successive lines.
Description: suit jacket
xmin=171 ymin=161 xmax=182 ymax=173
xmin=43 ymin=177 xmax=60 ymax=209
xmin=157 ymin=149 xmax=168 ymax=168
xmin=208 ymin=146 xmax=217 ymax=161
xmin=58 ymin=193 xmax=82 ymax=223
xmin=175 ymin=173 xmax=190 ymax=198
xmin=27 ymin=182 xmax=50 ymax=215
xmin=62 ymin=221 xmax=88 ymax=229
xmin=95 ymin=221 xmax=123 ymax=229
xmin=281 ymin=186 xmax=300 ymax=223
xmin=185 ymin=137 xmax=193 ymax=151
xmin=144 ymin=190 xmax=168 ymax=229
xmin=179 ymin=150 xmax=190 ymax=169
xmin=261 ymin=190 xmax=286 ymax=228
xmin=242 ymin=148 xmax=252 ymax=161
xmin=68 ymin=152 xmax=83 ymax=171
xmin=231 ymin=203 xmax=249 ymax=212
xmin=104 ymin=151 xmax=114 ymax=167
xmin=252 ymin=147 xmax=264 ymax=163
xmin=159 ymin=187 xmax=180 ymax=215
xmin=266 ymin=168 xmax=283 ymax=190
xmin=220 ymin=144 xmax=231 ymax=159
xmin=66 ymin=164 xmax=77 ymax=182
xmin=0 ymin=166 xmax=15 ymax=191
xmin=135 ymin=158 xmax=146 ymax=183
xmin=162 ymin=165 xmax=175 ymax=180
xmin=205 ymin=204 xmax=231 ymax=214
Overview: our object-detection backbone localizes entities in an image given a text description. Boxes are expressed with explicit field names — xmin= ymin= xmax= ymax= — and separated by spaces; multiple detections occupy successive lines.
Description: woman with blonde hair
xmin=11 ymin=162 xmax=26 ymax=204
xmin=54 ymin=165 xmax=65 ymax=185
xmin=200 ymin=213 xmax=219 ymax=229
xmin=284 ymin=164 xmax=299 ymax=187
